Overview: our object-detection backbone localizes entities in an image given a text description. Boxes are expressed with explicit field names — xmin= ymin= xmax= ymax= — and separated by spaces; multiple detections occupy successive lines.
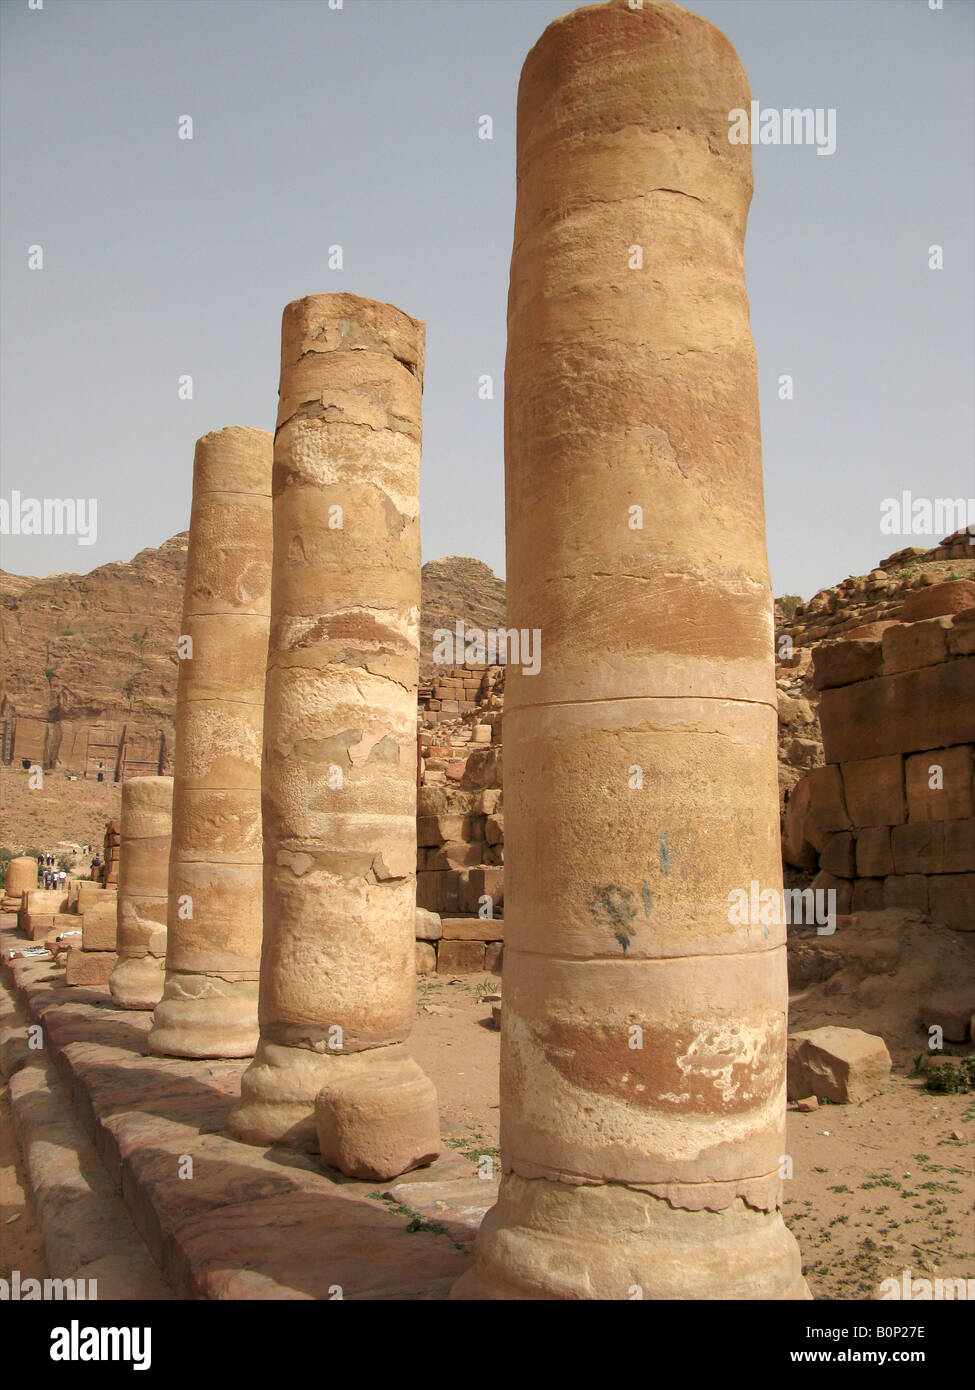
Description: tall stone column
xmin=229 ymin=293 xmax=440 ymax=1178
xmin=453 ymin=0 xmax=806 ymax=1299
xmin=148 ymin=427 xmax=273 ymax=1059
xmin=109 ymin=776 xmax=173 ymax=1010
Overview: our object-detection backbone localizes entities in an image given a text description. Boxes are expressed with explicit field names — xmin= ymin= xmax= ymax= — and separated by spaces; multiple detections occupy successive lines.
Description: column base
xmin=314 ymin=1050 xmax=440 ymax=1181
xmin=108 ymin=955 xmax=165 ymax=1011
xmin=229 ymin=1039 xmax=440 ymax=1173
xmin=450 ymin=1173 xmax=810 ymax=1300
xmin=147 ymin=975 xmax=259 ymax=1059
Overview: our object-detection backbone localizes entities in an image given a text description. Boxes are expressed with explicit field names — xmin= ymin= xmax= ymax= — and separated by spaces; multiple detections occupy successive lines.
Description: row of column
xmin=98 ymin=0 xmax=804 ymax=1300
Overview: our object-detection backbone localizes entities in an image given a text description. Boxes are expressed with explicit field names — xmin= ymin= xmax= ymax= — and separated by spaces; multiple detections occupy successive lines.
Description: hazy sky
xmin=1 ymin=0 xmax=972 ymax=601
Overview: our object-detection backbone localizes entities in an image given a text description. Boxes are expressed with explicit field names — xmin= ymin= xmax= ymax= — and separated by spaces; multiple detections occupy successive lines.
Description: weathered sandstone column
xmin=229 ymin=293 xmax=440 ymax=1177
xmin=453 ymin=0 xmax=806 ymax=1299
xmin=2 ymin=856 xmax=37 ymax=912
xmin=148 ymin=427 xmax=273 ymax=1058
xmin=109 ymin=776 xmax=173 ymax=1010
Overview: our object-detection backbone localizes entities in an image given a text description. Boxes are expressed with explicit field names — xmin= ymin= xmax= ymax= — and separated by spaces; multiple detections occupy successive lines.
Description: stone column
xmin=109 ymin=776 xmax=173 ymax=1010
xmin=148 ymin=427 xmax=273 ymax=1059
xmin=453 ymin=0 xmax=806 ymax=1300
xmin=2 ymin=856 xmax=37 ymax=912
xmin=229 ymin=293 xmax=440 ymax=1178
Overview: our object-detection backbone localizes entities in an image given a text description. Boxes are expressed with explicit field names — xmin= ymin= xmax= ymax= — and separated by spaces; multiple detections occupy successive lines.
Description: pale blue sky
xmin=1 ymin=0 xmax=972 ymax=600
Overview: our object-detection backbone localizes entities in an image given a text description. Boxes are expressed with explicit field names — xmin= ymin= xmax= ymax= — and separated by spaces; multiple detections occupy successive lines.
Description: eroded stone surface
xmin=231 ymin=295 xmax=439 ymax=1173
xmin=149 ymin=427 xmax=273 ymax=1060
xmin=453 ymin=0 xmax=805 ymax=1301
xmin=108 ymin=777 xmax=173 ymax=1010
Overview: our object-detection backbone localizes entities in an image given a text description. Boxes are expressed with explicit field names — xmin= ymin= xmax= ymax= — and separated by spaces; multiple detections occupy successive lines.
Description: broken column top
xmin=279 ymin=293 xmax=425 ymax=391
xmin=193 ymin=426 xmax=274 ymax=498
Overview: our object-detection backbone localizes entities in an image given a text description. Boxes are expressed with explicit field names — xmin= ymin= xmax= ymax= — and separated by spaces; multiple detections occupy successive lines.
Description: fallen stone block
xmin=917 ymin=992 xmax=975 ymax=1044
xmin=414 ymin=907 xmax=443 ymax=942
xmin=415 ymin=942 xmax=437 ymax=975
xmin=65 ymin=947 xmax=118 ymax=987
xmin=787 ymin=1026 xmax=891 ymax=1104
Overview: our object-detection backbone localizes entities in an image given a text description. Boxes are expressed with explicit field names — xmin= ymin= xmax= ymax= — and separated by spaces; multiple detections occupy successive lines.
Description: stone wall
xmin=790 ymin=584 xmax=975 ymax=928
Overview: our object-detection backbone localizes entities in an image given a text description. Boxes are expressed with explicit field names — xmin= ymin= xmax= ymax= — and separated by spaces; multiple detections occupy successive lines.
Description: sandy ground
xmin=0 ymin=764 xmax=121 ymax=858
xmin=411 ymin=973 xmax=974 ymax=1301
xmin=0 ymin=1080 xmax=47 ymax=1287
xmin=0 ymin=966 xmax=969 ymax=1301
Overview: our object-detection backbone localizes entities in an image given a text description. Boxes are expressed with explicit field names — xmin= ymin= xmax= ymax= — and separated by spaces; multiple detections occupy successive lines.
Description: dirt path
xmin=0 ymin=1080 xmax=47 ymax=1286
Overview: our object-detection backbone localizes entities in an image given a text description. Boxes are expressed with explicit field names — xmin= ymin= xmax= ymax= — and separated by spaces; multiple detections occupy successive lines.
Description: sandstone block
xmin=81 ymin=901 xmax=118 ymax=952
xmin=437 ymin=939 xmax=486 ymax=974
xmin=947 ymin=615 xmax=975 ymax=657
xmin=457 ymin=866 xmax=504 ymax=916
xmin=810 ymin=870 xmax=852 ymax=916
xmin=905 ymin=746 xmax=974 ymax=822
xmin=787 ymin=1027 xmax=891 ymax=1103
xmin=890 ymin=820 xmax=975 ymax=875
xmin=883 ymin=874 xmax=929 ymax=914
xmin=806 ymin=764 xmax=851 ymax=832
xmin=901 ymin=579 xmax=975 ymax=622
xmin=851 ymin=878 xmax=885 ymax=912
xmin=840 ymin=755 xmax=905 ymax=828
xmin=26 ymin=914 xmax=56 ymax=941
xmin=441 ymin=917 xmax=504 ymax=942
xmin=856 ymin=827 xmax=893 ymax=878
xmin=820 ymin=832 xmax=855 ymax=879
xmin=781 ymin=772 xmax=818 ymax=871
xmin=881 ymin=618 xmax=950 ymax=675
xmin=812 ymin=640 xmax=882 ymax=691
xmin=928 ymin=874 xmax=975 ymax=931
xmin=819 ymin=659 xmax=975 ymax=762
xmin=314 ymin=1053 xmax=440 ymax=1182
xmin=474 ymin=789 xmax=502 ymax=815
xmin=485 ymin=813 xmax=504 ymax=846
xmin=65 ymin=947 xmax=118 ymax=987
xmin=425 ymin=841 xmax=489 ymax=871
xmin=484 ymin=942 xmax=503 ymax=974
xmin=917 ymin=992 xmax=974 ymax=1044
xmin=414 ymin=907 xmax=443 ymax=941
xmin=460 ymin=745 xmax=502 ymax=790
xmin=414 ymin=942 xmax=437 ymax=975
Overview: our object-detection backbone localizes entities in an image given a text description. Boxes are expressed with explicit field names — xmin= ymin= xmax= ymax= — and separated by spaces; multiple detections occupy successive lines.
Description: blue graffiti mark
xmin=641 ymin=881 xmax=653 ymax=918
xmin=659 ymin=832 xmax=672 ymax=875
xmin=589 ymin=884 xmax=637 ymax=953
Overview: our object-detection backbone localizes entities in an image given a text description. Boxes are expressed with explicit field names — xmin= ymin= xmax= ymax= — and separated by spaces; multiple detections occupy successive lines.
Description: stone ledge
xmin=1 ymin=919 xmax=491 ymax=1300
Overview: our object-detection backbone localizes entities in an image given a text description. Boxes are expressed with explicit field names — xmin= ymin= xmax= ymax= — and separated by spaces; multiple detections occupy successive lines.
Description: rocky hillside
xmin=1 ymin=534 xmax=189 ymax=730
xmin=1 ymin=537 xmax=507 ymax=736
xmin=418 ymin=556 xmax=507 ymax=680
